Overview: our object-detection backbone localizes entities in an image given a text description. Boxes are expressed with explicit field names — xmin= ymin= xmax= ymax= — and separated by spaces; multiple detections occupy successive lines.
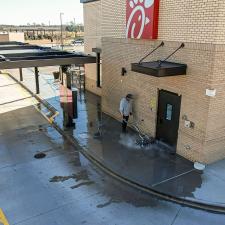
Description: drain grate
xmin=34 ymin=152 xmax=46 ymax=159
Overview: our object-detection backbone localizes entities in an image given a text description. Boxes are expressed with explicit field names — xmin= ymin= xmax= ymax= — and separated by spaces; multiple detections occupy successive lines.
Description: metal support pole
xmin=96 ymin=53 xmax=101 ymax=87
xmin=72 ymin=88 xmax=78 ymax=119
xmin=34 ymin=67 xmax=40 ymax=94
xmin=59 ymin=66 xmax=63 ymax=85
xmin=73 ymin=18 xmax=76 ymax=38
xmin=60 ymin=12 xmax=64 ymax=50
xmin=19 ymin=68 xmax=23 ymax=81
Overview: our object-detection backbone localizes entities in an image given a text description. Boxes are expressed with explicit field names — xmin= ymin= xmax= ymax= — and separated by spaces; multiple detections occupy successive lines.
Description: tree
xmin=65 ymin=21 xmax=77 ymax=32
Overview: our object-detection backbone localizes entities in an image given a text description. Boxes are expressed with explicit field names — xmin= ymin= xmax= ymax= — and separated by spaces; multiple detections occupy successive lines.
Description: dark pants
xmin=122 ymin=115 xmax=129 ymax=132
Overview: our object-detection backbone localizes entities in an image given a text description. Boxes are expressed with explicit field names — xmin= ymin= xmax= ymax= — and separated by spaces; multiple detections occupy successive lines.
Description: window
xmin=166 ymin=104 xmax=173 ymax=121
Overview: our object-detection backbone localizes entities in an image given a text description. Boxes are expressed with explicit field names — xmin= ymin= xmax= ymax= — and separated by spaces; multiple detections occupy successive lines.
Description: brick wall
xmin=203 ymin=45 xmax=225 ymax=163
xmin=101 ymin=37 xmax=225 ymax=163
xmin=84 ymin=0 xmax=225 ymax=163
xmin=83 ymin=1 xmax=102 ymax=96
xmin=101 ymin=0 xmax=225 ymax=44
xmin=101 ymin=0 xmax=126 ymax=39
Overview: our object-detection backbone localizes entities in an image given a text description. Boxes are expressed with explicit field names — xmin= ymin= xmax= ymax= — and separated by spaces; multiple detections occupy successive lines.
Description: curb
xmin=7 ymin=73 xmax=225 ymax=214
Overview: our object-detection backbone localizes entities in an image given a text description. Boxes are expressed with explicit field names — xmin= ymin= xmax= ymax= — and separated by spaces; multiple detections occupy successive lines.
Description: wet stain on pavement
xmin=70 ymin=181 xmax=94 ymax=189
xmin=88 ymin=164 xmax=158 ymax=208
xmin=96 ymin=198 xmax=120 ymax=208
xmin=49 ymin=170 xmax=90 ymax=183
xmin=28 ymin=139 xmax=35 ymax=144
xmin=38 ymin=127 xmax=44 ymax=131
xmin=50 ymin=175 xmax=75 ymax=182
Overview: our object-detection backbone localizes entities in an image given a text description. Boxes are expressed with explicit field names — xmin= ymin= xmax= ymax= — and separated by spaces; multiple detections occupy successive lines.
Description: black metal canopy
xmin=131 ymin=61 xmax=187 ymax=77
xmin=131 ymin=42 xmax=187 ymax=77
xmin=0 ymin=42 xmax=96 ymax=69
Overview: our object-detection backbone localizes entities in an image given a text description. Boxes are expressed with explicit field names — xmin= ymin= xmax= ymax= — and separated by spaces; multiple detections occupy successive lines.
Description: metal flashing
xmin=80 ymin=0 xmax=100 ymax=3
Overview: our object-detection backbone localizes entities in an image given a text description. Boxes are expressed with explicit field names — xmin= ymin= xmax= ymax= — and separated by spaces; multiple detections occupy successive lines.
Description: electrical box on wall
xmin=183 ymin=116 xmax=195 ymax=129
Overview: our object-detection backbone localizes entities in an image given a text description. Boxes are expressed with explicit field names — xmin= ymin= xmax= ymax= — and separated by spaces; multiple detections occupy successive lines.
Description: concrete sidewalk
xmin=9 ymin=67 xmax=225 ymax=208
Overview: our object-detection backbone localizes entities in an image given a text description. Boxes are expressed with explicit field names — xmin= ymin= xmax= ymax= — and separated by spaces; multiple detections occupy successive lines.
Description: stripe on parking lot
xmin=0 ymin=209 xmax=9 ymax=225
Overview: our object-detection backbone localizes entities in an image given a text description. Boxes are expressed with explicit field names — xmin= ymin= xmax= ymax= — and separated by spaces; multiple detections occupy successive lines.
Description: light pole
xmin=73 ymin=18 xmax=76 ymax=38
xmin=60 ymin=12 xmax=64 ymax=50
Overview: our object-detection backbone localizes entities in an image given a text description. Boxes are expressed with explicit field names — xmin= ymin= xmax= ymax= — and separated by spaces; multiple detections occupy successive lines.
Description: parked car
xmin=71 ymin=39 xmax=84 ymax=45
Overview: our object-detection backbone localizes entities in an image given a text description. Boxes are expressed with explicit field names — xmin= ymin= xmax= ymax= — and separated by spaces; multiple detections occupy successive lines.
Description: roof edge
xmin=80 ymin=0 xmax=100 ymax=3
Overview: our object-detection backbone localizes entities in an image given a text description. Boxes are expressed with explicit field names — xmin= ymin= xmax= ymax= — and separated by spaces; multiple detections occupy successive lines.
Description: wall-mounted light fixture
xmin=121 ymin=67 xmax=127 ymax=76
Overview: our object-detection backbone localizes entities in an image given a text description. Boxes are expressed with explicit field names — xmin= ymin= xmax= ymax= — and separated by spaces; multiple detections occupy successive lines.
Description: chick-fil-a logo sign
xmin=126 ymin=0 xmax=160 ymax=39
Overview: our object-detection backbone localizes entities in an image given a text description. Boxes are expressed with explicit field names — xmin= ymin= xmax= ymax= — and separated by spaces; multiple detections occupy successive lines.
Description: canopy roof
xmin=0 ymin=42 xmax=96 ymax=69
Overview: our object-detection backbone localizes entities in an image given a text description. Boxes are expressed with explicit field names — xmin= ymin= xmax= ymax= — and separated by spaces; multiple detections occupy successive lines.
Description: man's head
xmin=126 ymin=94 xmax=133 ymax=101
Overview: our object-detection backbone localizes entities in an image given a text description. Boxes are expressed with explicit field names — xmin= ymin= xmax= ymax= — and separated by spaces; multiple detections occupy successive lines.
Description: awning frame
xmin=0 ymin=42 xmax=96 ymax=69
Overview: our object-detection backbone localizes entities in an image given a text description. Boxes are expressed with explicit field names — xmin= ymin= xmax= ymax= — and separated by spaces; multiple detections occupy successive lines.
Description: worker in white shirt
xmin=119 ymin=94 xmax=133 ymax=133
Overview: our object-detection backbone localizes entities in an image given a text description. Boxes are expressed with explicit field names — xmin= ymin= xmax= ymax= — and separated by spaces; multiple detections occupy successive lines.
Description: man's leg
xmin=122 ymin=116 xmax=129 ymax=133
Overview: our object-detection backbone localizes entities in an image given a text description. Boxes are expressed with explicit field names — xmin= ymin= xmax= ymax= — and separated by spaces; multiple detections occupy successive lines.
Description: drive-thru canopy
xmin=0 ymin=41 xmax=95 ymax=69
xmin=0 ymin=41 xmax=96 ymax=94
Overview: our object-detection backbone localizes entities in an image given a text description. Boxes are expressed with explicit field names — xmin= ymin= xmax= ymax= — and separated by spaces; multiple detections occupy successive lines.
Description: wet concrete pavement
xmin=48 ymin=92 xmax=225 ymax=207
xmin=6 ymin=68 xmax=225 ymax=208
xmin=1 ymin=72 xmax=225 ymax=224
xmin=14 ymin=66 xmax=225 ymax=207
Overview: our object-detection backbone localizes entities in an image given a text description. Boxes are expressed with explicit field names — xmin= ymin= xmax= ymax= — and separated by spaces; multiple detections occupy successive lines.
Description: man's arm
xmin=119 ymin=99 xmax=124 ymax=116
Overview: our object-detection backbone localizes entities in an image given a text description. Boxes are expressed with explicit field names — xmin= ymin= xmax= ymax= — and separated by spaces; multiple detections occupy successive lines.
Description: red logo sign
xmin=126 ymin=0 xmax=160 ymax=39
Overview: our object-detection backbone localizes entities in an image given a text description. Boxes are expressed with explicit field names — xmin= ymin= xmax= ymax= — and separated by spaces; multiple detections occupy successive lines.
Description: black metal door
xmin=156 ymin=90 xmax=181 ymax=150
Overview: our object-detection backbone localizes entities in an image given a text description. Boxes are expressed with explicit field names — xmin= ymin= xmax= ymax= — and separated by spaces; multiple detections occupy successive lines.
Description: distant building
xmin=0 ymin=32 xmax=25 ymax=42
xmin=82 ymin=0 xmax=225 ymax=164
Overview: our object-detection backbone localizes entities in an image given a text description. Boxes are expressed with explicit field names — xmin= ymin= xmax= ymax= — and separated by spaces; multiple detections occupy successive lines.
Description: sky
xmin=0 ymin=0 xmax=83 ymax=25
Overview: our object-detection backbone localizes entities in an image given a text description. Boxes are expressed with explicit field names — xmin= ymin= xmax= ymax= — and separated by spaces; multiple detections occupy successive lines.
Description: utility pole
xmin=60 ymin=12 xmax=64 ymax=50
xmin=73 ymin=18 xmax=76 ymax=38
